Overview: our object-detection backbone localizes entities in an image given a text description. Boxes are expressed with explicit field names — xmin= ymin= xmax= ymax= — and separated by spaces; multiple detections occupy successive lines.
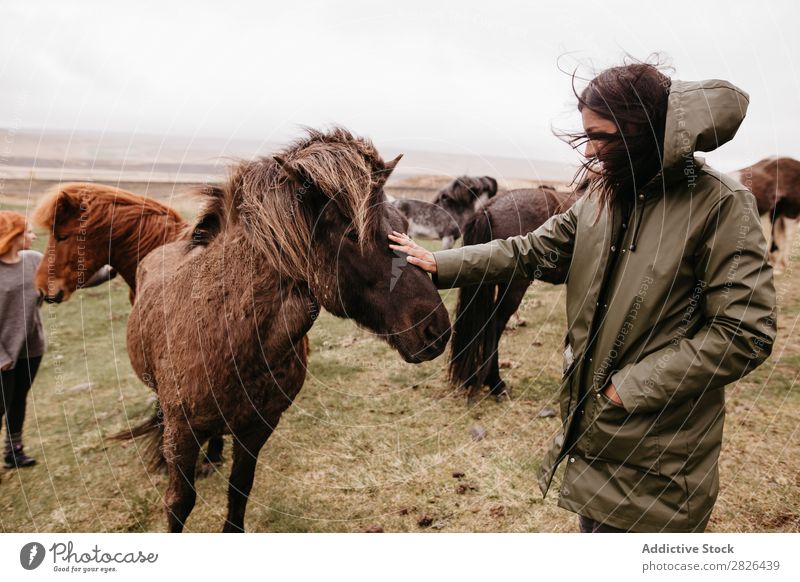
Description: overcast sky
xmin=1 ymin=0 xmax=798 ymax=171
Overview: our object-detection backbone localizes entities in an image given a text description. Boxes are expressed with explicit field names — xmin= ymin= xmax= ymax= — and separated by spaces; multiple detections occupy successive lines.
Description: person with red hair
xmin=0 ymin=210 xmax=45 ymax=469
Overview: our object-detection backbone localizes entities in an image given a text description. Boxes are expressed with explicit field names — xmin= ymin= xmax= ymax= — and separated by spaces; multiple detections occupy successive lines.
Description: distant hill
xmin=0 ymin=129 xmax=575 ymax=186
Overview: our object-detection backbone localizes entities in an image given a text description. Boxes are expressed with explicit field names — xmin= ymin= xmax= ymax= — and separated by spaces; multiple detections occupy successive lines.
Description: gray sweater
xmin=0 ymin=250 xmax=46 ymax=368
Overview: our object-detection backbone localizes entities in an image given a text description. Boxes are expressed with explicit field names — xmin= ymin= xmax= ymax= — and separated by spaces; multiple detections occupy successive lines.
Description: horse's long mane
xmin=189 ymin=127 xmax=389 ymax=278
xmin=33 ymin=182 xmax=186 ymax=251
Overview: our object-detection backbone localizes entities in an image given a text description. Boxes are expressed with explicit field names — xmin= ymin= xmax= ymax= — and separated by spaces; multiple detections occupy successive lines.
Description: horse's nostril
xmin=54 ymin=289 xmax=64 ymax=303
xmin=424 ymin=321 xmax=447 ymax=347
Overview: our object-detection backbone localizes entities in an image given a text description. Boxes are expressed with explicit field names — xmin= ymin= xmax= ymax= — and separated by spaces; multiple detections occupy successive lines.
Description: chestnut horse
xmin=31 ymin=183 xmax=225 ymax=474
xmin=121 ymin=128 xmax=451 ymax=532
xmin=448 ymin=186 xmax=581 ymax=402
xmin=733 ymin=157 xmax=800 ymax=274
xmin=32 ymin=183 xmax=186 ymax=303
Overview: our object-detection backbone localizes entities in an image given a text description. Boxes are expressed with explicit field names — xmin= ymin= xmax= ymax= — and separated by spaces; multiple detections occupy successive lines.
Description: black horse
xmin=448 ymin=186 xmax=582 ymax=402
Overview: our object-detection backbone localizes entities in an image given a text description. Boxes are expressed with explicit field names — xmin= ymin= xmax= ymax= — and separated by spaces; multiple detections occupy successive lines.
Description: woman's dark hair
xmin=566 ymin=59 xmax=672 ymax=211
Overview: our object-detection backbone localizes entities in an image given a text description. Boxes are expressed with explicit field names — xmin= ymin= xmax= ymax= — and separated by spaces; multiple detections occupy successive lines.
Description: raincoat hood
xmin=662 ymin=79 xmax=750 ymax=172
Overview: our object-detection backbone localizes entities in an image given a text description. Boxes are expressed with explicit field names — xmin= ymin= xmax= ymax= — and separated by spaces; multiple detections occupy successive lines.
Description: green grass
xmin=0 ymin=213 xmax=798 ymax=532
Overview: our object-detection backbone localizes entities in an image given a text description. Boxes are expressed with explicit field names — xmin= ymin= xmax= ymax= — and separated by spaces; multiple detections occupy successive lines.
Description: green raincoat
xmin=432 ymin=79 xmax=776 ymax=532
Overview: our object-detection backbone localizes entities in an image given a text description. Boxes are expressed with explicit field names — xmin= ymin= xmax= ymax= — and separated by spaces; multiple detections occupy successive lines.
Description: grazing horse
xmin=391 ymin=176 xmax=498 ymax=249
xmin=733 ymin=157 xmax=800 ymax=273
xmin=449 ymin=186 xmax=581 ymax=402
xmin=121 ymin=128 xmax=451 ymax=532
xmin=31 ymin=183 xmax=225 ymax=475
xmin=390 ymin=199 xmax=460 ymax=249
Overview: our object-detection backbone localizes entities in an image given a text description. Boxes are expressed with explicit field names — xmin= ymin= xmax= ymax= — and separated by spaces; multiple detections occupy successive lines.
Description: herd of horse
xmin=29 ymin=126 xmax=800 ymax=531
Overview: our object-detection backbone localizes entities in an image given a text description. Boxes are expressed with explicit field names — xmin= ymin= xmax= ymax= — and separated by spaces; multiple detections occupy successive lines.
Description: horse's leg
xmin=486 ymin=281 xmax=529 ymax=399
xmin=777 ymin=216 xmax=799 ymax=270
xmin=197 ymin=435 xmax=224 ymax=479
xmin=163 ymin=423 xmax=202 ymax=533
xmin=223 ymin=426 xmax=273 ymax=533
xmin=771 ymin=214 xmax=788 ymax=275
xmin=441 ymin=235 xmax=455 ymax=250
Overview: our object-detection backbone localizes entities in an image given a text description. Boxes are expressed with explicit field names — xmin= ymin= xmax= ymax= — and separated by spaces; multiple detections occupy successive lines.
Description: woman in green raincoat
xmin=390 ymin=62 xmax=776 ymax=533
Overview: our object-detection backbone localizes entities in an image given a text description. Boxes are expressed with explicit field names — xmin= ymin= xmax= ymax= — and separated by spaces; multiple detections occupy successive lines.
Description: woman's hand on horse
xmin=388 ymin=231 xmax=437 ymax=274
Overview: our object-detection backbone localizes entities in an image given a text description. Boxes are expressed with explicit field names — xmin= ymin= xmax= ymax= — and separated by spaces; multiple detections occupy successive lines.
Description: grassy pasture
xmin=0 ymin=195 xmax=797 ymax=532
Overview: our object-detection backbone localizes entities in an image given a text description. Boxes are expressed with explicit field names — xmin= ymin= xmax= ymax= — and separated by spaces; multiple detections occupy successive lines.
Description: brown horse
xmin=31 ymin=183 xmax=225 ymax=474
xmin=121 ymin=128 xmax=451 ymax=532
xmin=734 ymin=157 xmax=800 ymax=273
xmin=32 ymin=183 xmax=186 ymax=303
xmin=448 ymin=186 xmax=581 ymax=402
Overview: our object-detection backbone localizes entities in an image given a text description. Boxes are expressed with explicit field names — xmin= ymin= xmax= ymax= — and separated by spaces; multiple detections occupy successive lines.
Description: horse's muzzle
xmin=42 ymin=289 xmax=65 ymax=304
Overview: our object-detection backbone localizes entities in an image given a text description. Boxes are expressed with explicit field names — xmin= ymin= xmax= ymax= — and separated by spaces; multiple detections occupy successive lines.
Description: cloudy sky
xmin=1 ymin=0 xmax=798 ymax=171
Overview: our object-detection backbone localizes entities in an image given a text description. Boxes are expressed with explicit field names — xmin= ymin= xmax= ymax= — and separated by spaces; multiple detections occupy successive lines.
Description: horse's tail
xmin=448 ymin=209 xmax=497 ymax=394
xmin=109 ymin=402 xmax=166 ymax=473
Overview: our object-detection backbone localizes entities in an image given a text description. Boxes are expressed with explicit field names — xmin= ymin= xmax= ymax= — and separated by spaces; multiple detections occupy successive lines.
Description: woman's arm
xmin=389 ymin=201 xmax=581 ymax=289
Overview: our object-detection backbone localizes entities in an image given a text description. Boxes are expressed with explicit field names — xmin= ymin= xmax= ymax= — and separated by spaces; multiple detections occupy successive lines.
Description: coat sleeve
xmin=612 ymin=190 xmax=777 ymax=413
xmin=431 ymin=199 xmax=581 ymax=289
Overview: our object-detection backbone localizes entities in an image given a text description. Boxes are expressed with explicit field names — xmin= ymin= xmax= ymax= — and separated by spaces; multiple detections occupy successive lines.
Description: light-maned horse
xmin=390 ymin=176 xmax=498 ymax=249
xmin=733 ymin=157 xmax=800 ymax=274
xmin=32 ymin=183 xmax=226 ymax=474
xmin=449 ymin=186 xmax=581 ymax=402
xmin=121 ymin=128 xmax=451 ymax=532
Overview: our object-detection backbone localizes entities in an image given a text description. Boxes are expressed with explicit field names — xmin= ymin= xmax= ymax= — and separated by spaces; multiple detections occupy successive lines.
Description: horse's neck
xmin=107 ymin=215 xmax=186 ymax=294
xmin=213 ymin=233 xmax=316 ymax=358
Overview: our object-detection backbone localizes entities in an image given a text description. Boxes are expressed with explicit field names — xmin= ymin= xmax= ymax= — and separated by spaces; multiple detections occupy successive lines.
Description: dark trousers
xmin=0 ymin=356 xmax=42 ymax=443
xmin=578 ymin=514 xmax=628 ymax=533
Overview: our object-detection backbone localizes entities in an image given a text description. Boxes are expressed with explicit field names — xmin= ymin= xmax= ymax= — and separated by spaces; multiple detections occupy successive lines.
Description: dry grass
xmin=0 ymin=196 xmax=797 ymax=533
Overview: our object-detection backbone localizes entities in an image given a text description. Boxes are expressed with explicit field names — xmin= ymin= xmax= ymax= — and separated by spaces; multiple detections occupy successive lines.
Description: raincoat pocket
xmin=587 ymin=395 xmax=661 ymax=473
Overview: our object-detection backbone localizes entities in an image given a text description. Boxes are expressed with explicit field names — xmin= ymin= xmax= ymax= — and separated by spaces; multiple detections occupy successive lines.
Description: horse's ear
xmin=484 ymin=176 xmax=498 ymax=197
xmin=53 ymin=190 xmax=80 ymax=223
xmin=385 ymin=154 xmax=403 ymax=171
xmin=373 ymin=154 xmax=403 ymax=191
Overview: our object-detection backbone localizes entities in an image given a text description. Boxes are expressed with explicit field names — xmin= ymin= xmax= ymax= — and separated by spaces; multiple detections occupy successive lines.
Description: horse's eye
xmin=54 ymin=233 xmax=69 ymax=242
xmin=345 ymin=229 xmax=359 ymax=242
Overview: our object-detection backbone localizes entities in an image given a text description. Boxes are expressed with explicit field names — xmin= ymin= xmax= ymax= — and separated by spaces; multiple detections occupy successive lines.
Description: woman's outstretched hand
xmin=388 ymin=231 xmax=437 ymax=274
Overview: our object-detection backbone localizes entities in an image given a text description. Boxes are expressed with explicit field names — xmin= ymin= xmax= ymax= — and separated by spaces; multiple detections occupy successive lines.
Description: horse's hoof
xmin=466 ymin=390 xmax=484 ymax=407
xmin=222 ymin=521 xmax=245 ymax=533
xmin=196 ymin=461 xmax=221 ymax=479
xmin=490 ymin=382 xmax=511 ymax=402
xmin=494 ymin=391 xmax=511 ymax=403
xmin=493 ymin=390 xmax=511 ymax=403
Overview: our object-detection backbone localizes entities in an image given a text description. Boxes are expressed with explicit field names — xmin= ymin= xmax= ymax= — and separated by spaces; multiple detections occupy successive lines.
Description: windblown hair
xmin=32 ymin=183 xmax=186 ymax=249
xmin=190 ymin=127 xmax=392 ymax=279
xmin=0 ymin=210 xmax=27 ymax=255
xmin=561 ymin=58 xmax=672 ymax=212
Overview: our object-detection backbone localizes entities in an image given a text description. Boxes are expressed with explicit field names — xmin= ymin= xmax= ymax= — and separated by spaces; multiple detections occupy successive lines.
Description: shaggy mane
xmin=32 ymin=183 xmax=187 ymax=260
xmin=33 ymin=183 xmax=183 ymax=228
xmin=189 ymin=127 xmax=391 ymax=278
